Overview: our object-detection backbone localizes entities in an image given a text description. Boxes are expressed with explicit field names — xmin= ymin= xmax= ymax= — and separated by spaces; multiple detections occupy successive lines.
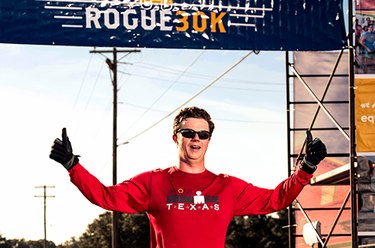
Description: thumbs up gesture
xmin=49 ymin=128 xmax=79 ymax=170
xmin=300 ymin=130 xmax=327 ymax=174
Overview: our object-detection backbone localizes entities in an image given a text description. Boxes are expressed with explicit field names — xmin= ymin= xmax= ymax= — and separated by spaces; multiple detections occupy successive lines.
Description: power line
xmin=116 ymin=71 xmax=283 ymax=92
xmin=118 ymin=101 xmax=283 ymax=124
xmin=121 ymin=60 xmax=284 ymax=86
xmin=85 ymin=60 xmax=106 ymax=111
xmin=73 ymin=53 xmax=94 ymax=109
xmin=118 ymin=50 xmax=256 ymax=146
xmin=121 ymin=50 xmax=206 ymax=137
xmin=215 ymin=117 xmax=283 ymax=124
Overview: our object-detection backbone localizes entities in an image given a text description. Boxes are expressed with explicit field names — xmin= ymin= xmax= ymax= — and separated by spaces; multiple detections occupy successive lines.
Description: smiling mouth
xmin=190 ymin=145 xmax=201 ymax=150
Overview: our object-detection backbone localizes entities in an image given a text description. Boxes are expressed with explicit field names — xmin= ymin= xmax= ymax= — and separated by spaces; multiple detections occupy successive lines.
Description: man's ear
xmin=172 ymin=134 xmax=177 ymax=143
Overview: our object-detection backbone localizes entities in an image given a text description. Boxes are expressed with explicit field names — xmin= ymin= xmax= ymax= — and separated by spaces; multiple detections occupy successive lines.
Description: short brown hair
xmin=173 ymin=106 xmax=215 ymax=135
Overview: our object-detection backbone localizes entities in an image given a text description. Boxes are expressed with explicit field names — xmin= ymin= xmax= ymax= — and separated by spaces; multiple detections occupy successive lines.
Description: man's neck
xmin=178 ymin=161 xmax=206 ymax=174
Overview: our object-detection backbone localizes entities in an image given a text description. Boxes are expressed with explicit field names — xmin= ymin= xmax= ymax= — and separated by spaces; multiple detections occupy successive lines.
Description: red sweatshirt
xmin=69 ymin=164 xmax=312 ymax=248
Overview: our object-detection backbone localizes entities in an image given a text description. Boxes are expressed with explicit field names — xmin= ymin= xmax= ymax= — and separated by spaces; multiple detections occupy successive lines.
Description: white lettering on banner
xmin=85 ymin=7 xmax=225 ymax=32
xmin=46 ymin=0 xmax=274 ymax=31
xmin=159 ymin=10 xmax=173 ymax=31
xmin=361 ymin=115 xmax=375 ymax=124
xmin=86 ymin=7 xmax=101 ymax=28
xmin=141 ymin=9 xmax=156 ymax=30
xmin=122 ymin=9 xmax=138 ymax=29
xmin=360 ymin=102 xmax=375 ymax=109
xmin=359 ymin=100 xmax=375 ymax=124
xmin=105 ymin=8 xmax=120 ymax=29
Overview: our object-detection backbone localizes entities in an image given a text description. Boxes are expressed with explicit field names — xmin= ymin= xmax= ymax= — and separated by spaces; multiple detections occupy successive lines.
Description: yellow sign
xmin=356 ymin=77 xmax=375 ymax=153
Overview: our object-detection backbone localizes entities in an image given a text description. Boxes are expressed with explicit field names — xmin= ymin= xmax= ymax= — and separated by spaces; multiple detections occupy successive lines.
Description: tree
xmin=59 ymin=209 xmax=288 ymax=247
xmin=60 ymin=212 xmax=150 ymax=248
xmin=56 ymin=237 xmax=79 ymax=248
xmin=0 ymin=234 xmax=11 ymax=248
xmin=225 ymin=209 xmax=288 ymax=248
xmin=118 ymin=213 xmax=149 ymax=247
xmin=0 ymin=235 xmax=56 ymax=248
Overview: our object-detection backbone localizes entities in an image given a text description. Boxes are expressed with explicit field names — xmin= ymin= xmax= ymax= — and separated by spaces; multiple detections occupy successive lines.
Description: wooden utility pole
xmin=34 ymin=185 xmax=55 ymax=248
xmin=90 ymin=47 xmax=140 ymax=248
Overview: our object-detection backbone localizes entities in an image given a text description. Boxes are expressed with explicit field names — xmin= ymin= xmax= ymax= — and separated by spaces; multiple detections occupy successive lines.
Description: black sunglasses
xmin=177 ymin=128 xmax=211 ymax=140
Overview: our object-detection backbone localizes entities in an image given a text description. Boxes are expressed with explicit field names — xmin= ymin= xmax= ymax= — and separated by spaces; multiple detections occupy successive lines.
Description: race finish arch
xmin=0 ymin=0 xmax=346 ymax=50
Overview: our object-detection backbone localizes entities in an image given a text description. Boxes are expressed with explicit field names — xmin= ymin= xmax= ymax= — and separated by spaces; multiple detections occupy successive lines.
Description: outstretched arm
xmin=234 ymin=131 xmax=327 ymax=215
xmin=69 ymin=164 xmax=151 ymax=213
xmin=49 ymin=128 xmax=150 ymax=213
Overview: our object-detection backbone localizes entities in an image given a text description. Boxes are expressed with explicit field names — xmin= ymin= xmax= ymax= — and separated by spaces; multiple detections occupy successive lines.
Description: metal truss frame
xmin=285 ymin=0 xmax=357 ymax=246
xmin=284 ymin=7 xmax=359 ymax=246
xmin=285 ymin=47 xmax=355 ymax=248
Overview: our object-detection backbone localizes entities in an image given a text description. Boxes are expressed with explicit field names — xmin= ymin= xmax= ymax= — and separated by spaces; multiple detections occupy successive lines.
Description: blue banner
xmin=0 ymin=0 xmax=346 ymax=51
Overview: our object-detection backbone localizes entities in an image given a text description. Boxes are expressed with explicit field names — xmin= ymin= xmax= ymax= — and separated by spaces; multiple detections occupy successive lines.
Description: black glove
xmin=300 ymin=130 xmax=327 ymax=174
xmin=49 ymin=128 xmax=79 ymax=170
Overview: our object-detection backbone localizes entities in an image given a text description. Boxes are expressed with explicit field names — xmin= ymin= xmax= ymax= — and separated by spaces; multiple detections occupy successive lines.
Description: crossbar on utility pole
xmin=34 ymin=185 xmax=55 ymax=248
xmin=90 ymin=47 xmax=141 ymax=248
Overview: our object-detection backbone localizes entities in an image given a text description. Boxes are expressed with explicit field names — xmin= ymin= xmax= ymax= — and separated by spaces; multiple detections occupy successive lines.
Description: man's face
xmin=173 ymin=117 xmax=211 ymax=166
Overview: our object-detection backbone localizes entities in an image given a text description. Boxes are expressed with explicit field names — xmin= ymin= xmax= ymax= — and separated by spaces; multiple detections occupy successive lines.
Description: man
xmin=360 ymin=24 xmax=375 ymax=59
xmin=50 ymin=106 xmax=326 ymax=248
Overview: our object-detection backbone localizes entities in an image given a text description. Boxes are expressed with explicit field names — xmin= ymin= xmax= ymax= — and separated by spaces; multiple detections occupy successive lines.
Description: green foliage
xmin=118 ymin=213 xmax=150 ymax=247
xmin=59 ymin=212 xmax=150 ymax=248
xmin=1 ymin=209 xmax=288 ymax=248
xmin=0 ymin=234 xmax=56 ymax=248
xmin=225 ymin=209 xmax=288 ymax=248
xmin=60 ymin=209 xmax=287 ymax=248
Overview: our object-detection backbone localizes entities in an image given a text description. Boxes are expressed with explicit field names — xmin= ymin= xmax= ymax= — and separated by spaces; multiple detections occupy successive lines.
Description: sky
xmin=0 ymin=43 xmax=288 ymax=244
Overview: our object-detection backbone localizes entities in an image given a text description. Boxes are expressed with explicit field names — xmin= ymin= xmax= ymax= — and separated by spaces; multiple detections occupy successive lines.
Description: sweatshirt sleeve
xmin=69 ymin=163 xmax=151 ymax=213
xmin=232 ymin=168 xmax=313 ymax=216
